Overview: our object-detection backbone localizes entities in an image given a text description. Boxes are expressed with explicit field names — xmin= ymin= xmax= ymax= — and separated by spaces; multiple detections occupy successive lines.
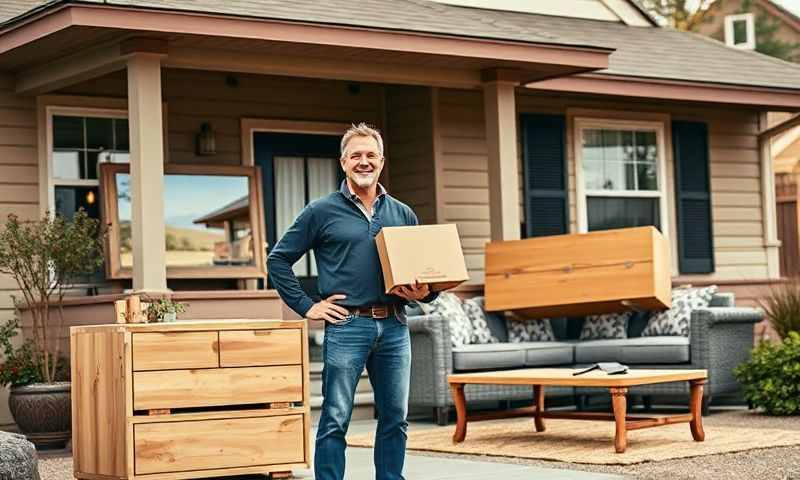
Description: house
xmin=1 ymin=0 xmax=800 ymax=427
xmin=695 ymin=0 xmax=800 ymax=277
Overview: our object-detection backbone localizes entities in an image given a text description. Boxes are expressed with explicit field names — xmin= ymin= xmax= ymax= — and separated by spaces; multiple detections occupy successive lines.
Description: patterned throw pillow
xmin=417 ymin=292 xmax=472 ymax=347
xmin=506 ymin=314 xmax=556 ymax=342
xmin=462 ymin=297 xmax=499 ymax=345
xmin=579 ymin=311 xmax=631 ymax=340
xmin=642 ymin=285 xmax=719 ymax=337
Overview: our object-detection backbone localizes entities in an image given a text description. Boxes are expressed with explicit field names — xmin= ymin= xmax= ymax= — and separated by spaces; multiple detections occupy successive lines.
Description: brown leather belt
xmin=346 ymin=304 xmax=393 ymax=319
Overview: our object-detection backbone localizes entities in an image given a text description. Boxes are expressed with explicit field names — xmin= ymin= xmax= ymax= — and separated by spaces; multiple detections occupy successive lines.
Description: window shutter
xmin=521 ymin=114 xmax=568 ymax=237
xmin=672 ymin=121 xmax=714 ymax=273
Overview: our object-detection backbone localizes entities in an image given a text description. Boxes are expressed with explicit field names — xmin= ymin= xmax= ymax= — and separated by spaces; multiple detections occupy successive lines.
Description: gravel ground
xmin=36 ymin=409 xmax=800 ymax=480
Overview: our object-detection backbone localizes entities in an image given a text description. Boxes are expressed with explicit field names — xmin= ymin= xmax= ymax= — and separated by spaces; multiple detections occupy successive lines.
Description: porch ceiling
xmin=0 ymin=3 xmax=614 ymax=93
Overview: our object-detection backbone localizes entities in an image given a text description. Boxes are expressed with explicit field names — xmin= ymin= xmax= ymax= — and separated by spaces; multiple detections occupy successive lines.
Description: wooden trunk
xmin=484 ymin=226 xmax=671 ymax=318
xmin=70 ymin=319 xmax=311 ymax=480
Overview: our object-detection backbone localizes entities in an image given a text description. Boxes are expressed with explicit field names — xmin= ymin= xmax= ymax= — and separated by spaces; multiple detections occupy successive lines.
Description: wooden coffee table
xmin=448 ymin=368 xmax=707 ymax=453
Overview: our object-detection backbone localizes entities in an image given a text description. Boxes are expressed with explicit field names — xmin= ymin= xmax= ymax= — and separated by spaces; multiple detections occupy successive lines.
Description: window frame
xmin=46 ymin=106 xmax=130 ymax=215
xmin=724 ymin=13 xmax=756 ymax=50
xmin=573 ymin=116 xmax=672 ymax=246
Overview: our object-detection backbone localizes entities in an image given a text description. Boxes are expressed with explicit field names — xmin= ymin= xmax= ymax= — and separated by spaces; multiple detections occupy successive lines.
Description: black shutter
xmin=521 ymin=114 xmax=568 ymax=237
xmin=673 ymin=121 xmax=714 ymax=273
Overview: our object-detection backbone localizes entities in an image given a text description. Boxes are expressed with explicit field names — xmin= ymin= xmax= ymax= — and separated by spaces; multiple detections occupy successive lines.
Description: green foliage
xmin=757 ymin=279 xmax=800 ymax=340
xmin=739 ymin=0 xmax=800 ymax=62
xmin=143 ymin=297 xmax=188 ymax=323
xmin=0 ymin=209 xmax=105 ymax=383
xmin=0 ymin=318 xmax=41 ymax=388
xmin=639 ymin=0 xmax=717 ymax=31
xmin=734 ymin=332 xmax=800 ymax=415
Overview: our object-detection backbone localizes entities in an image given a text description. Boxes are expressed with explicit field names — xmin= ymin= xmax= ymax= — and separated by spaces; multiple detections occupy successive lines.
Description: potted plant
xmin=142 ymin=297 xmax=188 ymax=323
xmin=0 ymin=209 xmax=105 ymax=448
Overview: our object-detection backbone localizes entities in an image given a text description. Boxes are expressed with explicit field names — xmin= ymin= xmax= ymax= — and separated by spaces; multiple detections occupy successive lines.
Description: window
xmin=49 ymin=111 xmax=129 ymax=220
xmin=724 ymin=13 xmax=756 ymax=50
xmin=274 ymin=156 xmax=339 ymax=277
xmin=575 ymin=119 xmax=669 ymax=235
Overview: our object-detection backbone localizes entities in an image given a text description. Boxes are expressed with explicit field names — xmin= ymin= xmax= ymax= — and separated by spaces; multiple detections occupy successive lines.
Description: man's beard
xmin=350 ymin=171 xmax=376 ymax=188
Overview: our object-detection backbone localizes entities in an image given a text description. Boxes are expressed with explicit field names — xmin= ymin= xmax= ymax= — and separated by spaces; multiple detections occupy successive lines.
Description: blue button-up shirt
xmin=267 ymin=180 xmax=435 ymax=319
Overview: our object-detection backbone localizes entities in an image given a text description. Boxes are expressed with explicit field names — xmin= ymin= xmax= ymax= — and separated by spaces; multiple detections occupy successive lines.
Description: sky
xmin=773 ymin=0 xmax=800 ymax=17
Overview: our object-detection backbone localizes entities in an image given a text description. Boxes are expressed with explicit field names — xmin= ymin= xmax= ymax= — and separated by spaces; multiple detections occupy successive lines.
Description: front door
xmin=253 ymin=132 xmax=343 ymax=298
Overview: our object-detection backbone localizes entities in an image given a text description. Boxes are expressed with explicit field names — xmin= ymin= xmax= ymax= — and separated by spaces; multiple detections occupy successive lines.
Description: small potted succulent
xmin=143 ymin=297 xmax=188 ymax=323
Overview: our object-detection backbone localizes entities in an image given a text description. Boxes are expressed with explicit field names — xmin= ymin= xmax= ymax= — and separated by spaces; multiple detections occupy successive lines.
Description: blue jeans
xmin=315 ymin=314 xmax=411 ymax=480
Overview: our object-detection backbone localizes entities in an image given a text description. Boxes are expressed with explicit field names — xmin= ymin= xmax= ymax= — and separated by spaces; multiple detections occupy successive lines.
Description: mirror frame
xmin=99 ymin=163 xmax=267 ymax=280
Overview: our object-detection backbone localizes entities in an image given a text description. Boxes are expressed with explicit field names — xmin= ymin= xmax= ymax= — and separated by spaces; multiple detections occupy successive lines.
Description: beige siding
xmin=436 ymin=89 xmax=490 ymax=282
xmin=0 ymin=74 xmax=37 ymax=427
xmin=436 ymin=87 xmax=770 ymax=283
xmin=384 ymin=86 xmax=437 ymax=224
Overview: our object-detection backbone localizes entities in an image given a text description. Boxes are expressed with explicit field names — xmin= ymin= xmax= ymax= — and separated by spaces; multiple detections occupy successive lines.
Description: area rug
xmin=346 ymin=418 xmax=800 ymax=465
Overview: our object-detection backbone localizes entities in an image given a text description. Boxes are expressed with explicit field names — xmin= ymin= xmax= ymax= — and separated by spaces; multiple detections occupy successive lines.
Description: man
xmin=267 ymin=123 xmax=437 ymax=480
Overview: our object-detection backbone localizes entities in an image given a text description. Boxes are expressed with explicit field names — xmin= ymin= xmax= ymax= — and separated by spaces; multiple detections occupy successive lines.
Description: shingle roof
xmin=0 ymin=0 xmax=606 ymax=50
xmin=467 ymin=5 xmax=800 ymax=90
xmin=1 ymin=0 xmax=800 ymax=91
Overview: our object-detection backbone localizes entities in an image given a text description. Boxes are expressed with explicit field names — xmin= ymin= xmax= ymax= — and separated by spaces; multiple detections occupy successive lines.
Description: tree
xmin=739 ymin=0 xmax=800 ymax=62
xmin=639 ymin=0 xmax=718 ymax=31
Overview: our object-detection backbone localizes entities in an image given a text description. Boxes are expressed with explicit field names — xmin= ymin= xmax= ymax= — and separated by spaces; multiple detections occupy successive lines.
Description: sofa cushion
xmin=574 ymin=336 xmax=690 ymax=365
xmin=521 ymin=342 xmax=575 ymax=367
xmin=452 ymin=341 xmax=574 ymax=371
xmin=452 ymin=343 xmax=526 ymax=371
xmin=579 ymin=311 xmax=630 ymax=340
xmin=642 ymin=285 xmax=718 ymax=337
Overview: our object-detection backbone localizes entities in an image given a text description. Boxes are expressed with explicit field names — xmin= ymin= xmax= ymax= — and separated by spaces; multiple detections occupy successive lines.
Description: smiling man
xmin=267 ymin=123 xmax=437 ymax=480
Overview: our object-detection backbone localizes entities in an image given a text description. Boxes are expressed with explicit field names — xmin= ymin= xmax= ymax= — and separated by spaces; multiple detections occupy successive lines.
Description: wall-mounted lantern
xmin=196 ymin=122 xmax=216 ymax=156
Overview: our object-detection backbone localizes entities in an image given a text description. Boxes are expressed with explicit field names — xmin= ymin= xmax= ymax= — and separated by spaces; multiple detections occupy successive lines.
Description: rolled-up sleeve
xmin=267 ymin=204 xmax=318 ymax=317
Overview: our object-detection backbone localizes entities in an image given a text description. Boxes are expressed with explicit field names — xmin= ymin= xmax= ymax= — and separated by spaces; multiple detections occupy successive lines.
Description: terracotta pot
xmin=9 ymin=382 xmax=71 ymax=449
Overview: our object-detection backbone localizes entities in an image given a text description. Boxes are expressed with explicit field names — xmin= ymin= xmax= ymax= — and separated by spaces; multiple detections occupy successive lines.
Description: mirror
xmin=100 ymin=164 xmax=266 ymax=279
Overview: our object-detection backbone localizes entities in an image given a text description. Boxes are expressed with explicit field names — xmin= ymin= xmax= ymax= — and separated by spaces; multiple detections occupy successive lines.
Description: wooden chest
xmin=70 ymin=319 xmax=310 ymax=480
xmin=485 ymin=226 xmax=671 ymax=318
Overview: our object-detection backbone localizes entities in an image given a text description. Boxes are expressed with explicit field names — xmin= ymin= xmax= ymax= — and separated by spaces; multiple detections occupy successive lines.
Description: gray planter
xmin=9 ymin=382 xmax=71 ymax=449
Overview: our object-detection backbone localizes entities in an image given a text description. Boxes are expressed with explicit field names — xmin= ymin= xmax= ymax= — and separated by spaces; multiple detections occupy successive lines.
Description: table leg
xmin=610 ymin=387 xmax=628 ymax=453
xmin=533 ymin=384 xmax=545 ymax=432
xmin=690 ymin=379 xmax=706 ymax=442
xmin=450 ymin=383 xmax=467 ymax=443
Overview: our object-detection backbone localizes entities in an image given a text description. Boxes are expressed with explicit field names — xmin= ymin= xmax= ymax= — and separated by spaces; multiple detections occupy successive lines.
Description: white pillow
xmin=417 ymin=292 xmax=472 ymax=347
xmin=642 ymin=285 xmax=718 ymax=337
xmin=506 ymin=314 xmax=555 ymax=342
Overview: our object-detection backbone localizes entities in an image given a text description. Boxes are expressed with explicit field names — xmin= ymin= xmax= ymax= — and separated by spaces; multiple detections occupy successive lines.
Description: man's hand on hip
xmin=391 ymin=280 xmax=430 ymax=302
xmin=306 ymin=294 xmax=349 ymax=324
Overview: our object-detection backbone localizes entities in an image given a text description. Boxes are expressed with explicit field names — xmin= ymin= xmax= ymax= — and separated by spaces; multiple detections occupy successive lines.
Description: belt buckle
xmin=371 ymin=306 xmax=388 ymax=319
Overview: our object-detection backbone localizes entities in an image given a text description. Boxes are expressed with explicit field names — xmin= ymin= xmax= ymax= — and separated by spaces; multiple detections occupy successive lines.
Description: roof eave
xmin=527 ymin=73 xmax=800 ymax=110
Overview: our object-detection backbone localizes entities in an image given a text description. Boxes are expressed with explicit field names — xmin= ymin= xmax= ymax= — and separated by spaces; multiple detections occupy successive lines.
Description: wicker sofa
xmin=407 ymin=292 xmax=763 ymax=425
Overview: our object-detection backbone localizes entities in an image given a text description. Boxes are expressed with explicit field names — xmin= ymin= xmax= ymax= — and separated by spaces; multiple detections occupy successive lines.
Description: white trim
xmin=45 ymin=105 xmax=128 ymax=214
xmin=724 ymin=13 xmax=756 ymax=50
xmin=573 ymin=116 xmax=677 ymax=274
xmin=240 ymin=118 xmax=349 ymax=167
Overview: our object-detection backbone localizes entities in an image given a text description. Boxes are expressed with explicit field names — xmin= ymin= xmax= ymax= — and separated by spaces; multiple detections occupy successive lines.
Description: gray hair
xmin=340 ymin=123 xmax=384 ymax=160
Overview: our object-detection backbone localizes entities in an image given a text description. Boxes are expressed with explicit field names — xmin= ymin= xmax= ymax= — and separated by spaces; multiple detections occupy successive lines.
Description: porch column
xmin=483 ymin=70 xmax=521 ymax=241
xmin=759 ymin=113 xmax=781 ymax=278
xmin=127 ymin=53 xmax=168 ymax=292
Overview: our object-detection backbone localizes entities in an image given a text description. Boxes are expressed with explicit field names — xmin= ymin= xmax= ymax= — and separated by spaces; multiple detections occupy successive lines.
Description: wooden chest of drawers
xmin=70 ymin=320 xmax=310 ymax=480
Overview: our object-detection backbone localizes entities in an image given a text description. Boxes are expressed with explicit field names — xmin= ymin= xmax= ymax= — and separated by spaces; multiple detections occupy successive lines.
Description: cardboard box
xmin=376 ymin=224 xmax=469 ymax=294
xmin=485 ymin=226 xmax=671 ymax=318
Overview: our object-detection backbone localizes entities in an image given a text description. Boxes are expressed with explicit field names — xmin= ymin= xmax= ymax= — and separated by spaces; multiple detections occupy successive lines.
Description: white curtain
xmin=306 ymin=157 xmax=338 ymax=276
xmin=274 ymin=156 xmax=307 ymax=277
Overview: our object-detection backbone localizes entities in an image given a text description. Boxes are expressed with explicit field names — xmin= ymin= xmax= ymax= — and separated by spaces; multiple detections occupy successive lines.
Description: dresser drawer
xmin=132 ymin=331 xmax=219 ymax=371
xmin=133 ymin=365 xmax=303 ymax=410
xmin=219 ymin=329 xmax=302 ymax=367
xmin=134 ymin=415 xmax=304 ymax=475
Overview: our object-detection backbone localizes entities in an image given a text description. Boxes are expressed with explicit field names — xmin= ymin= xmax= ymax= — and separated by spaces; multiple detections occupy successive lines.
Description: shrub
xmin=734 ymin=331 xmax=800 ymax=415
xmin=757 ymin=279 xmax=800 ymax=339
